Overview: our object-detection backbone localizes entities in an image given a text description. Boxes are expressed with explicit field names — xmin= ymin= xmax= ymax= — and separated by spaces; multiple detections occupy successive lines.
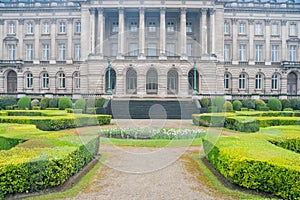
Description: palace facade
xmin=0 ymin=0 xmax=299 ymax=99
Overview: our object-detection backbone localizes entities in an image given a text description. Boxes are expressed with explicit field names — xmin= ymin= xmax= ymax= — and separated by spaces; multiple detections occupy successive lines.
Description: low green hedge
xmin=192 ymin=113 xmax=227 ymax=127
xmin=256 ymin=117 xmax=300 ymax=127
xmin=225 ymin=117 xmax=259 ymax=133
xmin=0 ymin=136 xmax=25 ymax=150
xmin=269 ymin=137 xmax=300 ymax=153
xmin=203 ymin=134 xmax=300 ymax=199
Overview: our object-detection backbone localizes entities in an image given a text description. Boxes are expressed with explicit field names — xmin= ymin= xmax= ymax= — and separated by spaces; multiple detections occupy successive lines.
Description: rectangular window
xmin=58 ymin=43 xmax=66 ymax=61
xmin=75 ymin=21 xmax=81 ymax=33
xmin=148 ymin=21 xmax=156 ymax=32
xmin=27 ymin=22 xmax=34 ymax=34
xmin=224 ymin=22 xmax=230 ymax=34
xmin=289 ymin=23 xmax=297 ymax=36
xmin=224 ymin=44 xmax=230 ymax=61
xmin=239 ymin=23 xmax=246 ymax=34
xmin=187 ymin=43 xmax=192 ymax=57
xmin=129 ymin=43 xmax=138 ymax=56
xmin=59 ymin=21 xmax=66 ymax=33
xmin=289 ymin=45 xmax=297 ymax=61
xmin=26 ymin=44 xmax=33 ymax=61
xmin=186 ymin=22 xmax=192 ymax=33
xmin=148 ymin=43 xmax=157 ymax=57
xmin=255 ymin=45 xmax=263 ymax=62
xmin=255 ymin=23 xmax=262 ymax=35
xmin=112 ymin=22 xmax=119 ymax=33
xmin=166 ymin=43 xmax=175 ymax=56
xmin=74 ymin=44 xmax=80 ymax=61
xmin=42 ymin=22 xmax=49 ymax=34
xmin=239 ymin=44 xmax=247 ymax=61
xmin=271 ymin=23 xmax=279 ymax=35
xmin=8 ymin=44 xmax=16 ymax=60
xmin=8 ymin=22 xmax=15 ymax=34
xmin=167 ymin=21 xmax=175 ymax=33
xmin=271 ymin=45 xmax=279 ymax=62
xmin=42 ymin=44 xmax=50 ymax=61
xmin=130 ymin=21 xmax=138 ymax=32
xmin=111 ymin=43 xmax=118 ymax=57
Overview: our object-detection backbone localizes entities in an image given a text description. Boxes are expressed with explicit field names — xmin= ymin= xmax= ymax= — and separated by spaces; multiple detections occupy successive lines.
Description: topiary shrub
xmin=232 ymin=100 xmax=242 ymax=111
xmin=213 ymin=97 xmax=226 ymax=112
xmin=86 ymin=98 xmax=96 ymax=108
xmin=17 ymin=96 xmax=31 ymax=110
xmin=267 ymin=98 xmax=282 ymax=111
xmin=281 ymin=99 xmax=291 ymax=110
xmin=254 ymin=99 xmax=266 ymax=111
xmin=31 ymin=99 xmax=40 ymax=108
xmin=242 ymin=99 xmax=255 ymax=109
xmin=95 ymin=97 xmax=106 ymax=108
xmin=199 ymin=98 xmax=211 ymax=108
xmin=290 ymin=99 xmax=300 ymax=110
xmin=283 ymin=108 xmax=293 ymax=111
xmin=32 ymin=106 xmax=41 ymax=110
xmin=75 ymin=99 xmax=86 ymax=112
xmin=48 ymin=98 xmax=58 ymax=108
xmin=58 ymin=97 xmax=72 ymax=110
xmin=40 ymin=98 xmax=49 ymax=110
xmin=0 ymin=96 xmax=17 ymax=110
xmin=223 ymin=101 xmax=233 ymax=112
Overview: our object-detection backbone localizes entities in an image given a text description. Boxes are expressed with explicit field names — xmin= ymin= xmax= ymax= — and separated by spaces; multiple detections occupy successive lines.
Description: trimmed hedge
xmin=192 ymin=113 xmax=234 ymax=127
xmin=0 ymin=136 xmax=24 ymax=150
xmin=267 ymin=98 xmax=282 ymax=111
xmin=232 ymin=100 xmax=242 ymax=111
xmin=18 ymin=96 xmax=31 ymax=110
xmin=203 ymin=134 xmax=300 ymax=199
xmin=225 ymin=117 xmax=259 ymax=133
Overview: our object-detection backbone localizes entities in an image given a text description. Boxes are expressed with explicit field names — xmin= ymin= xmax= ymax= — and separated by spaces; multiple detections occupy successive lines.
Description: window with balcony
xmin=74 ymin=44 xmax=80 ymax=61
xmin=42 ymin=22 xmax=49 ymax=34
xmin=186 ymin=22 xmax=192 ymax=33
xmin=58 ymin=44 xmax=66 ymax=61
xmin=111 ymin=43 xmax=118 ymax=57
xmin=167 ymin=43 xmax=175 ymax=57
xmin=289 ymin=45 xmax=297 ymax=61
xmin=239 ymin=22 xmax=246 ymax=34
xmin=224 ymin=22 xmax=230 ymax=34
xmin=167 ymin=21 xmax=175 ymax=33
xmin=129 ymin=21 xmax=138 ymax=32
xmin=271 ymin=23 xmax=279 ymax=35
xmin=271 ymin=45 xmax=279 ymax=62
xmin=255 ymin=45 xmax=263 ymax=62
xmin=289 ymin=23 xmax=297 ymax=36
xmin=239 ymin=44 xmax=247 ymax=61
xmin=59 ymin=21 xmax=66 ymax=33
xmin=26 ymin=44 xmax=33 ymax=61
xmin=75 ymin=21 xmax=81 ymax=33
xmin=255 ymin=23 xmax=263 ymax=35
xmin=148 ymin=43 xmax=157 ymax=57
xmin=26 ymin=72 xmax=33 ymax=89
xmin=8 ymin=44 xmax=16 ymax=60
xmin=224 ymin=44 xmax=230 ymax=61
xmin=41 ymin=72 xmax=49 ymax=89
xmin=129 ymin=43 xmax=138 ymax=57
xmin=42 ymin=44 xmax=50 ymax=61
xmin=8 ymin=22 xmax=15 ymax=34
xmin=148 ymin=21 xmax=156 ymax=32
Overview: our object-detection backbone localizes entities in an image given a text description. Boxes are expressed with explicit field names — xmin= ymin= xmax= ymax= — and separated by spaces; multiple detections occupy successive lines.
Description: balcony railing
xmin=0 ymin=60 xmax=23 ymax=64
xmin=282 ymin=61 xmax=300 ymax=68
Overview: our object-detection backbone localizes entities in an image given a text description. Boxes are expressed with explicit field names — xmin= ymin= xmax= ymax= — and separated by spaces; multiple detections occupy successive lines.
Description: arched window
xmin=167 ymin=69 xmax=178 ymax=94
xmin=224 ymin=73 xmax=231 ymax=90
xmin=105 ymin=68 xmax=116 ymax=93
xmin=41 ymin=72 xmax=49 ymax=89
xmin=239 ymin=73 xmax=247 ymax=89
xmin=287 ymin=72 xmax=297 ymax=94
xmin=188 ymin=69 xmax=199 ymax=94
xmin=73 ymin=72 xmax=80 ymax=89
xmin=7 ymin=70 xmax=17 ymax=93
xmin=26 ymin=72 xmax=33 ymax=89
xmin=255 ymin=73 xmax=263 ymax=90
xmin=58 ymin=72 xmax=66 ymax=89
xmin=271 ymin=74 xmax=279 ymax=90
xmin=126 ymin=68 xmax=137 ymax=94
xmin=146 ymin=68 xmax=158 ymax=94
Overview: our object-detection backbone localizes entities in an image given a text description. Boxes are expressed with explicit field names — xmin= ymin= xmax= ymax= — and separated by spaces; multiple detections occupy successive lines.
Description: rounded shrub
xmin=290 ymin=98 xmax=300 ymax=110
xmin=242 ymin=99 xmax=255 ymax=109
xmin=0 ymin=96 xmax=17 ymax=110
xmin=281 ymin=99 xmax=291 ymax=110
xmin=17 ymin=96 xmax=31 ymax=110
xmin=283 ymin=108 xmax=293 ymax=111
xmin=86 ymin=98 xmax=96 ymax=108
xmin=254 ymin=99 xmax=266 ymax=111
xmin=48 ymin=98 xmax=58 ymax=108
xmin=58 ymin=97 xmax=72 ymax=110
xmin=223 ymin=101 xmax=233 ymax=112
xmin=31 ymin=99 xmax=40 ymax=108
xmin=267 ymin=98 xmax=282 ymax=111
xmin=95 ymin=97 xmax=106 ymax=108
xmin=200 ymin=98 xmax=211 ymax=108
xmin=40 ymin=97 xmax=50 ymax=110
xmin=213 ymin=97 xmax=226 ymax=112
xmin=232 ymin=100 xmax=242 ymax=111
xmin=75 ymin=99 xmax=86 ymax=112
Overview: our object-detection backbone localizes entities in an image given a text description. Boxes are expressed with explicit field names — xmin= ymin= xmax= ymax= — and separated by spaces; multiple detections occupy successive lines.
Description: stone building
xmin=0 ymin=0 xmax=299 ymax=100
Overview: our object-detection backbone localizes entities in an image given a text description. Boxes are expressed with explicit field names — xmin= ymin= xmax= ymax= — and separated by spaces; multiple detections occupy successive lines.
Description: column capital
xmin=97 ymin=8 xmax=104 ymax=14
xmin=281 ymin=20 xmax=287 ymax=26
xmin=67 ymin=18 xmax=73 ymax=24
xmin=160 ymin=7 xmax=166 ymax=14
xmin=209 ymin=8 xmax=216 ymax=15
xmin=89 ymin=8 xmax=96 ymax=14
xmin=232 ymin=18 xmax=238 ymax=25
xmin=119 ymin=7 xmax=124 ymax=14
xmin=18 ymin=19 xmax=24 ymax=25
xmin=139 ymin=7 xmax=145 ymax=13
xmin=248 ymin=19 xmax=254 ymax=25
xmin=264 ymin=19 xmax=271 ymax=25
xmin=201 ymin=8 xmax=207 ymax=15
xmin=50 ymin=18 xmax=56 ymax=24
xmin=0 ymin=20 xmax=4 ymax=25
xmin=181 ymin=7 xmax=187 ymax=14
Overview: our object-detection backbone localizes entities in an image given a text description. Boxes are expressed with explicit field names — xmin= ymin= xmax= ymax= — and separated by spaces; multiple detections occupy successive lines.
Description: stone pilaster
xmin=18 ymin=19 xmax=24 ymax=60
xmin=281 ymin=20 xmax=287 ymax=61
xmin=117 ymin=8 xmax=124 ymax=59
xmin=138 ymin=8 xmax=145 ymax=59
xmin=232 ymin=18 xmax=238 ymax=64
xmin=33 ymin=19 xmax=40 ymax=64
xmin=210 ymin=9 xmax=216 ymax=55
xmin=180 ymin=8 xmax=187 ymax=60
xmin=81 ymin=6 xmax=90 ymax=60
xmin=265 ymin=19 xmax=271 ymax=65
xmin=50 ymin=18 xmax=56 ymax=64
xmin=98 ymin=8 xmax=104 ymax=58
xmin=67 ymin=18 xmax=73 ymax=63
xmin=248 ymin=19 xmax=254 ymax=65
xmin=201 ymin=8 xmax=208 ymax=55
xmin=0 ymin=20 xmax=3 ymax=59
xmin=90 ymin=8 xmax=96 ymax=55
xmin=159 ymin=8 xmax=166 ymax=59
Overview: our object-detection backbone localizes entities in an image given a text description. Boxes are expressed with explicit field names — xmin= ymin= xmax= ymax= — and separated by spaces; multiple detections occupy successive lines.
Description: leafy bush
xmin=48 ymin=98 xmax=58 ymax=108
xmin=58 ymin=98 xmax=72 ymax=110
xmin=95 ymin=97 xmax=106 ymax=108
xmin=86 ymin=98 xmax=96 ymax=108
xmin=290 ymin=98 xmax=300 ymax=110
xmin=75 ymin=99 xmax=86 ymax=112
xmin=46 ymin=108 xmax=59 ymax=110
xmin=40 ymin=98 xmax=49 ymax=110
xmin=208 ymin=106 xmax=218 ymax=113
xmin=225 ymin=117 xmax=259 ymax=132
xmin=32 ymin=106 xmax=41 ymax=110
xmin=199 ymin=98 xmax=211 ymax=108
xmin=232 ymin=100 xmax=242 ymax=111
xmin=223 ymin=101 xmax=233 ymax=112
xmin=242 ymin=99 xmax=255 ymax=109
xmin=192 ymin=113 xmax=234 ymax=127
xmin=86 ymin=107 xmax=97 ymax=114
xmin=240 ymin=107 xmax=249 ymax=111
xmin=0 ymin=96 xmax=17 ymax=110
xmin=280 ymin=99 xmax=291 ymax=110
xmin=283 ymin=108 xmax=293 ymax=111
xmin=267 ymin=98 xmax=282 ymax=111
xmin=254 ymin=99 xmax=266 ymax=111
xmin=31 ymin=99 xmax=40 ymax=108
xmin=17 ymin=96 xmax=31 ymax=110
xmin=212 ymin=97 xmax=226 ymax=112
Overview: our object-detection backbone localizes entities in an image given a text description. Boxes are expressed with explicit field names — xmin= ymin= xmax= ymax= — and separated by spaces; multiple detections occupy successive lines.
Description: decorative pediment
xmin=287 ymin=37 xmax=300 ymax=43
xmin=3 ymin=36 xmax=19 ymax=43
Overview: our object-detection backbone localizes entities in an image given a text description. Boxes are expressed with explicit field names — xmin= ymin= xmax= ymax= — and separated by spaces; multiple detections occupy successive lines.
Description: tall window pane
xmin=271 ymin=45 xmax=279 ymax=62
xmin=224 ymin=22 xmax=230 ymax=34
xmin=239 ymin=44 xmax=246 ymax=61
xmin=27 ymin=22 xmax=34 ymax=34
xmin=271 ymin=23 xmax=279 ymax=35
xmin=58 ymin=72 xmax=66 ymax=89
xmin=239 ymin=23 xmax=246 ymax=34
xmin=42 ymin=22 xmax=49 ymax=34
xmin=289 ymin=23 xmax=297 ymax=36
xmin=26 ymin=44 xmax=33 ymax=61
xmin=42 ymin=44 xmax=50 ymax=61
xmin=74 ymin=72 xmax=80 ymax=89
xmin=272 ymin=74 xmax=279 ymax=90
xmin=58 ymin=44 xmax=66 ymax=61
xmin=26 ymin=73 xmax=33 ymax=89
xmin=129 ymin=43 xmax=138 ymax=57
xmin=75 ymin=21 xmax=81 ymax=33
xmin=255 ymin=74 xmax=262 ymax=90
xmin=8 ymin=22 xmax=15 ymax=34
xmin=74 ymin=44 xmax=80 ymax=61
xmin=224 ymin=44 xmax=230 ymax=61
xmin=8 ymin=44 xmax=16 ymax=60
xmin=255 ymin=45 xmax=263 ymax=62
xmin=255 ymin=23 xmax=262 ymax=35
xmin=42 ymin=72 xmax=49 ymax=89
xmin=167 ymin=43 xmax=175 ymax=57
xmin=59 ymin=21 xmax=66 ymax=33
xmin=289 ymin=45 xmax=297 ymax=61
xmin=224 ymin=73 xmax=230 ymax=89
xmin=239 ymin=74 xmax=246 ymax=89
xmin=148 ymin=43 xmax=157 ymax=57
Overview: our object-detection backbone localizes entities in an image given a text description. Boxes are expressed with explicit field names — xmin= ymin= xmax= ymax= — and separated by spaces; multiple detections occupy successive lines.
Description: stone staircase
xmin=108 ymin=99 xmax=200 ymax=119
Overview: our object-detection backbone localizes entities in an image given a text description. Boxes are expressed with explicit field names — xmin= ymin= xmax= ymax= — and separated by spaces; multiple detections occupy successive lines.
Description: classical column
xmin=138 ymin=8 xmax=145 ymax=59
xmin=201 ymin=8 xmax=208 ymax=55
xmin=248 ymin=19 xmax=254 ymax=65
xmin=232 ymin=18 xmax=238 ymax=64
xmin=210 ymin=9 xmax=216 ymax=56
xmin=90 ymin=8 xmax=96 ymax=55
xmin=18 ymin=19 xmax=24 ymax=61
xmin=117 ymin=8 xmax=125 ymax=59
xmin=0 ymin=20 xmax=3 ymax=59
xmin=159 ymin=8 xmax=166 ymax=59
xmin=180 ymin=8 xmax=187 ymax=60
xmin=67 ymin=18 xmax=73 ymax=63
xmin=265 ymin=19 xmax=271 ymax=65
xmin=98 ymin=8 xmax=104 ymax=58
xmin=50 ymin=19 xmax=56 ymax=64
xmin=281 ymin=20 xmax=287 ymax=61
xmin=81 ymin=6 xmax=90 ymax=60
